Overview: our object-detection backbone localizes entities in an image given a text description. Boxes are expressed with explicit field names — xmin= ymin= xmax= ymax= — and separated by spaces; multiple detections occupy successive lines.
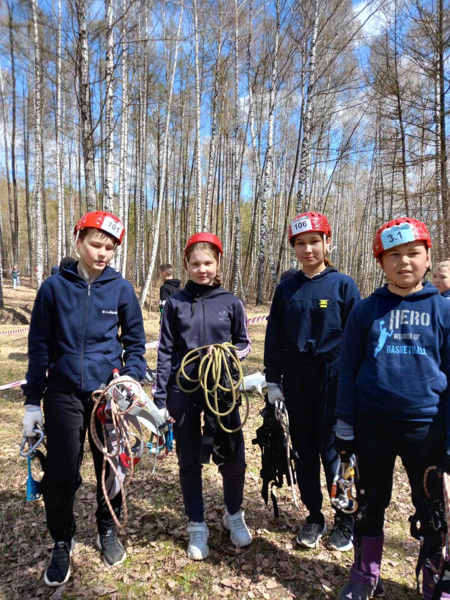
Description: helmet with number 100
xmin=372 ymin=217 xmax=432 ymax=259
xmin=74 ymin=211 xmax=125 ymax=245
xmin=184 ymin=232 xmax=223 ymax=256
xmin=288 ymin=211 xmax=332 ymax=245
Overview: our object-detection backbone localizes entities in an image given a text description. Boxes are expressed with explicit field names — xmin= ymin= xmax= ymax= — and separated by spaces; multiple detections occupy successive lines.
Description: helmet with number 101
xmin=74 ymin=211 xmax=125 ymax=245
xmin=372 ymin=217 xmax=432 ymax=260
xmin=288 ymin=211 xmax=332 ymax=246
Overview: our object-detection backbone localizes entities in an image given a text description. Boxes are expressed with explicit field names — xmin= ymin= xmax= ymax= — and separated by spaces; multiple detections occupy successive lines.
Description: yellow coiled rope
xmin=176 ymin=342 xmax=250 ymax=433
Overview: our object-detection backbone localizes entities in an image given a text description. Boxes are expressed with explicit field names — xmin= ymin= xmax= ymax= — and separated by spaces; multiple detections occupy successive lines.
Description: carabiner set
xmin=331 ymin=454 xmax=359 ymax=514
xmin=20 ymin=427 xmax=45 ymax=458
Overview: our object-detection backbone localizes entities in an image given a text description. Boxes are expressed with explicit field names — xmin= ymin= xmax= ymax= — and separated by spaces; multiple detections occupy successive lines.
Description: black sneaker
xmin=97 ymin=528 xmax=126 ymax=567
xmin=328 ymin=516 xmax=353 ymax=552
xmin=373 ymin=577 xmax=386 ymax=598
xmin=44 ymin=539 xmax=75 ymax=587
xmin=296 ymin=518 xmax=326 ymax=548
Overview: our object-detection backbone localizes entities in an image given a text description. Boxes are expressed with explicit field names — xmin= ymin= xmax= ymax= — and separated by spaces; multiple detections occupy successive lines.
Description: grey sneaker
xmin=296 ymin=518 xmax=326 ymax=548
xmin=97 ymin=528 xmax=126 ymax=567
xmin=328 ymin=516 xmax=353 ymax=552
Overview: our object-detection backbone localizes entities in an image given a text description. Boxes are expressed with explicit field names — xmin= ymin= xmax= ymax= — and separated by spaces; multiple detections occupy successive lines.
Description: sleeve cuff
xmin=336 ymin=418 xmax=354 ymax=440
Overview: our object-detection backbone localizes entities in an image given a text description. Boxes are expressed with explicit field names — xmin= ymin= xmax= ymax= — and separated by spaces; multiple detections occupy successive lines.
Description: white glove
xmin=267 ymin=383 xmax=284 ymax=405
xmin=158 ymin=407 xmax=175 ymax=423
xmin=22 ymin=405 xmax=44 ymax=437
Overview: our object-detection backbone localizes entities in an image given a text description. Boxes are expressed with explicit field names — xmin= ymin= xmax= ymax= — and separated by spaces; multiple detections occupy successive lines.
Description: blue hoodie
xmin=336 ymin=283 xmax=450 ymax=439
xmin=442 ymin=290 xmax=450 ymax=299
xmin=22 ymin=262 xmax=147 ymax=405
xmin=264 ymin=268 xmax=361 ymax=383
xmin=154 ymin=282 xmax=251 ymax=404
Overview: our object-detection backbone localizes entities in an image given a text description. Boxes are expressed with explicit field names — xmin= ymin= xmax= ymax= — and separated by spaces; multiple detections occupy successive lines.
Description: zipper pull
xmin=88 ymin=284 xmax=91 ymax=296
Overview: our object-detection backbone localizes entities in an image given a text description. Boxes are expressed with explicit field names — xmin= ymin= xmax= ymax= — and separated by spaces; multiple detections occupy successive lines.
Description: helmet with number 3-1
xmin=372 ymin=217 xmax=432 ymax=259
xmin=184 ymin=232 xmax=223 ymax=255
xmin=288 ymin=211 xmax=331 ymax=245
xmin=74 ymin=211 xmax=125 ymax=245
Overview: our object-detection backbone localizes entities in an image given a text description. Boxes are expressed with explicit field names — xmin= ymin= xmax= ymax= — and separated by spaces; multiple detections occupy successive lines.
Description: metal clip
xmin=19 ymin=427 xmax=45 ymax=458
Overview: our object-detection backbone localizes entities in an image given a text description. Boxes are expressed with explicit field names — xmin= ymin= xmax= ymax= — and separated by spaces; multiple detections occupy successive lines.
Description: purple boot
xmin=423 ymin=555 xmax=450 ymax=600
xmin=337 ymin=535 xmax=384 ymax=600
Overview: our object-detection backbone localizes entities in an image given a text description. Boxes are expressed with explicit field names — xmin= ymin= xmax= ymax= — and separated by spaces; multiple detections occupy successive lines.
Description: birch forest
xmin=0 ymin=0 xmax=449 ymax=306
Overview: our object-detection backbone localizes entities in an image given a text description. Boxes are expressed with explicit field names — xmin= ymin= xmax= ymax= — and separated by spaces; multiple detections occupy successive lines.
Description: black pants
xmin=354 ymin=413 xmax=445 ymax=537
xmin=283 ymin=359 xmax=342 ymax=521
xmin=41 ymin=390 xmax=122 ymax=541
xmin=166 ymin=383 xmax=246 ymax=523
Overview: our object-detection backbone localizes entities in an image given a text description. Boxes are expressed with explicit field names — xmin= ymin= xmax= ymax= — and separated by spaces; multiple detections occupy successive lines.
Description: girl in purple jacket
xmin=154 ymin=232 xmax=252 ymax=560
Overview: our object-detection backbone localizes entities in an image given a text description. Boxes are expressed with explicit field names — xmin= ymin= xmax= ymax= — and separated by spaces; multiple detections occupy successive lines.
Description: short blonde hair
xmin=433 ymin=259 xmax=450 ymax=273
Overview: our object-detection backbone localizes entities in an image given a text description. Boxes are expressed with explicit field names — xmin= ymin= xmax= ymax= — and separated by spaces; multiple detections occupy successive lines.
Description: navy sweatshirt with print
xmin=336 ymin=283 xmax=450 ymax=446
xmin=264 ymin=268 xmax=361 ymax=383
xmin=154 ymin=282 xmax=251 ymax=404
xmin=22 ymin=262 xmax=147 ymax=405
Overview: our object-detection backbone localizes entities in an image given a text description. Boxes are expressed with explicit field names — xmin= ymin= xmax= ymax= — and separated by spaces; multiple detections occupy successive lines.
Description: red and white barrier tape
xmin=1 ymin=316 xmax=269 ymax=389
xmin=0 ymin=378 xmax=26 ymax=391
xmin=247 ymin=315 xmax=268 ymax=325
xmin=0 ymin=327 xmax=29 ymax=336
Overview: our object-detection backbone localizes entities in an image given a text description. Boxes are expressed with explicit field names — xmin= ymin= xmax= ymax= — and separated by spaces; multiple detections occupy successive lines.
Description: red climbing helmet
xmin=372 ymin=217 xmax=432 ymax=259
xmin=288 ymin=211 xmax=331 ymax=244
xmin=74 ymin=211 xmax=125 ymax=245
xmin=184 ymin=232 xmax=223 ymax=255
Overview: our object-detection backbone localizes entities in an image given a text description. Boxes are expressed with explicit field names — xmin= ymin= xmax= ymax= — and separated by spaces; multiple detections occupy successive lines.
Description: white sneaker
xmin=187 ymin=521 xmax=210 ymax=560
xmin=223 ymin=509 xmax=253 ymax=547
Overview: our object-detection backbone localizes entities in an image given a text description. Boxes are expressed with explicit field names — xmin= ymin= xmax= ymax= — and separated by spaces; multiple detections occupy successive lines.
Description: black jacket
xmin=154 ymin=282 xmax=251 ymax=403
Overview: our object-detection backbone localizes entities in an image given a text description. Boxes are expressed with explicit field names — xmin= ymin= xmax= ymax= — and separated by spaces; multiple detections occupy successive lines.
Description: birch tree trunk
xmin=296 ymin=0 xmax=319 ymax=213
xmin=256 ymin=0 xmax=280 ymax=304
xmin=8 ymin=1 xmax=19 ymax=266
xmin=76 ymin=0 xmax=96 ymax=211
xmin=103 ymin=0 xmax=114 ymax=213
xmin=32 ymin=0 xmax=44 ymax=287
xmin=193 ymin=0 xmax=202 ymax=231
xmin=56 ymin=0 xmax=64 ymax=262
xmin=140 ymin=5 xmax=184 ymax=307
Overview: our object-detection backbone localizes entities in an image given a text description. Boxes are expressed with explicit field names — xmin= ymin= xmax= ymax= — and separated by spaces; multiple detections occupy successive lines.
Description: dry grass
xmin=0 ymin=279 xmax=419 ymax=599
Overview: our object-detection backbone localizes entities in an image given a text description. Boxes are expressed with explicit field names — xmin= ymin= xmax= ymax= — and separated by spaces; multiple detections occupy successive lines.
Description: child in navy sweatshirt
xmin=154 ymin=232 xmax=252 ymax=560
xmin=432 ymin=259 xmax=450 ymax=298
xmin=335 ymin=217 xmax=450 ymax=600
xmin=264 ymin=212 xmax=361 ymax=552
xmin=22 ymin=211 xmax=146 ymax=587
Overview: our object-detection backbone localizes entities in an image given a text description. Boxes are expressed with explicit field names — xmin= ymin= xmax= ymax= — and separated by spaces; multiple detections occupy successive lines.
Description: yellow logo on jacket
xmin=318 ymin=299 xmax=329 ymax=308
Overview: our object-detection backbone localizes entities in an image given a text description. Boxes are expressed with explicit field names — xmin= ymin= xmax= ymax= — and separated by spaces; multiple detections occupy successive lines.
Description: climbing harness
xmin=19 ymin=427 xmax=46 ymax=502
xmin=176 ymin=343 xmax=250 ymax=434
xmin=90 ymin=372 xmax=171 ymax=529
xmin=253 ymin=397 xmax=299 ymax=517
xmin=331 ymin=454 xmax=359 ymax=515
xmin=410 ymin=466 xmax=450 ymax=599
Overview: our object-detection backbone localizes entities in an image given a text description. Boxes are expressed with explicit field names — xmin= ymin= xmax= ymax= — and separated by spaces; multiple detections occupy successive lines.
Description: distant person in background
xmin=280 ymin=268 xmax=297 ymax=282
xmin=59 ymin=257 xmax=75 ymax=274
xmin=11 ymin=266 xmax=20 ymax=289
xmin=159 ymin=263 xmax=181 ymax=323
xmin=432 ymin=259 xmax=450 ymax=298
xmin=50 ymin=257 xmax=75 ymax=277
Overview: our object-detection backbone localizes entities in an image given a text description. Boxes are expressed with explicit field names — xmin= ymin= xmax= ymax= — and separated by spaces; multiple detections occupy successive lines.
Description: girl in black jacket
xmin=154 ymin=232 xmax=252 ymax=560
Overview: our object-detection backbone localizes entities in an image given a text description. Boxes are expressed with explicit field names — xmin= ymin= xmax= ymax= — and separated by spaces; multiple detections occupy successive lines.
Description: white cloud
xmin=353 ymin=0 xmax=390 ymax=38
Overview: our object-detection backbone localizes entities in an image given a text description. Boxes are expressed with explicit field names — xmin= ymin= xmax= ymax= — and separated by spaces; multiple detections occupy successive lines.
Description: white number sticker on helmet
xmin=381 ymin=223 xmax=415 ymax=250
xmin=101 ymin=215 xmax=124 ymax=240
xmin=291 ymin=216 xmax=312 ymax=235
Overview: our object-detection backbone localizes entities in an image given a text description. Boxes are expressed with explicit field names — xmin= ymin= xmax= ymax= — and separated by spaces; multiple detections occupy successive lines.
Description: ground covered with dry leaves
xmin=0 ymin=280 xmax=422 ymax=599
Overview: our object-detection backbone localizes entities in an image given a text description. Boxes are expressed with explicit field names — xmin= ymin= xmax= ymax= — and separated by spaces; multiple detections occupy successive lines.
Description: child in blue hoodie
xmin=21 ymin=211 xmax=146 ymax=587
xmin=432 ymin=259 xmax=450 ymax=298
xmin=154 ymin=232 xmax=252 ymax=561
xmin=264 ymin=212 xmax=361 ymax=552
xmin=335 ymin=217 xmax=450 ymax=600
